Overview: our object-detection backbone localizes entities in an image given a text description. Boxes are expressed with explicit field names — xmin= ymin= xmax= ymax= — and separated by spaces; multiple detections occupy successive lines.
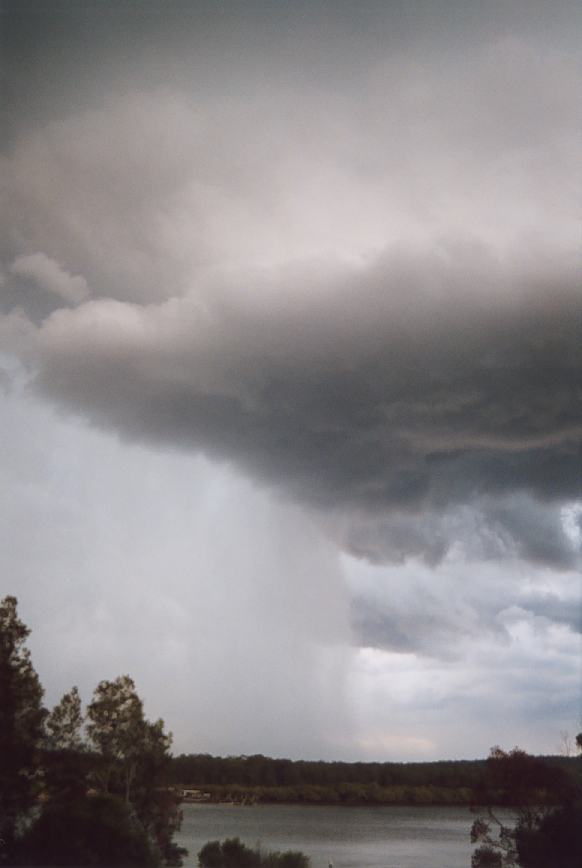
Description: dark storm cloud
xmin=4 ymin=0 xmax=577 ymax=119
xmin=1 ymin=0 xmax=581 ymax=762
xmin=338 ymin=493 xmax=581 ymax=571
xmin=2 ymin=0 xmax=580 ymax=569
xmin=481 ymin=496 xmax=580 ymax=570
xmin=31 ymin=246 xmax=579 ymax=557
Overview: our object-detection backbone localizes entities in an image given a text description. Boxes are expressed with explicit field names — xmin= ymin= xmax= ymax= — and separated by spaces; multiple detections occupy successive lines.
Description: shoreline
xmin=179 ymin=800 xmax=477 ymax=809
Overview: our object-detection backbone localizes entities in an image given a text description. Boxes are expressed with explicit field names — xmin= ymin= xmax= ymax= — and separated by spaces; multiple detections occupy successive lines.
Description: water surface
xmin=176 ymin=803 xmax=478 ymax=868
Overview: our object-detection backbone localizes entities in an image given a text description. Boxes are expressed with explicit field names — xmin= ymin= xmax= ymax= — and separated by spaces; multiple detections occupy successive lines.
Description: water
xmin=175 ymin=803 xmax=479 ymax=868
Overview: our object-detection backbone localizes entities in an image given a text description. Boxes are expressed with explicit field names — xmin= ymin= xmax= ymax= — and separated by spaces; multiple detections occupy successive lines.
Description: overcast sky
xmin=1 ymin=0 xmax=580 ymax=761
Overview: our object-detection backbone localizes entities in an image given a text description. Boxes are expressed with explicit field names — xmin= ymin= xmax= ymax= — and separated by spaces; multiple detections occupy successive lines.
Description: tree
xmin=471 ymin=746 xmax=580 ymax=868
xmin=512 ymin=731 xmax=582 ymax=867
xmin=86 ymin=675 xmax=186 ymax=865
xmin=515 ymin=801 xmax=582 ymax=868
xmin=87 ymin=675 xmax=145 ymax=799
xmin=44 ymin=685 xmax=85 ymax=751
xmin=0 ymin=596 xmax=45 ymax=859
xmin=18 ymin=793 xmax=159 ymax=867
xmin=1 ymin=598 xmax=185 ymax=866
xmin=42 ymin=686 xmax=97 ymax=805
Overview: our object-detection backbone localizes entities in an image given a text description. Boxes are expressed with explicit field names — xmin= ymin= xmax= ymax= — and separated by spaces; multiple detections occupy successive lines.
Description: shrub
xmin=198 ymin=838 xmax=309 ymax=868
xmin=17 ymin=793 xmax=159 ymax=866
xmin=515 ymin=802 xmax=582 ymax=868
xmin=471 ymin=845 xmax=502 ymax=867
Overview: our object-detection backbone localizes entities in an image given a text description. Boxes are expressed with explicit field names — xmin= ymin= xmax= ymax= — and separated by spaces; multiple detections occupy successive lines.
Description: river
xmin=175 ymin=803 xmax=482 ymax=868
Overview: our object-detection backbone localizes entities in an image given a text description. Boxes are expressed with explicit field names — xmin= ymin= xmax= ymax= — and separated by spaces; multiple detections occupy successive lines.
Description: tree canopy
xmin=0 ymin=596 xmax=185 ymax=867
xmin=0 ymin=596 xmax=45 ymax=855
xmin=44 ymin=686 xmax=84 ymax=751
xmin=470 ymin=745 xmax=582 ymax=868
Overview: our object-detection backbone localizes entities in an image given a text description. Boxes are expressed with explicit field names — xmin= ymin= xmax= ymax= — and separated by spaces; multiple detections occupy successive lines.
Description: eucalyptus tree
xmin=87 ymin=674 xmax=145 ymax=799
xmin=44 ymin=685 xmax=85 ymax=751
xmin=470 ymin=746 xmax=580 ymax=868
xmin=0 ymin=596 xmax=45 ymax=857
xmin=86 ymin=675 xmax=184 ymax=864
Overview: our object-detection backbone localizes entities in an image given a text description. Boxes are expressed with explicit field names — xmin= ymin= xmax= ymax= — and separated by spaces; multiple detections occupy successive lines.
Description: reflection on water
xmin=176 ymin=803 xmax=477 ymax=868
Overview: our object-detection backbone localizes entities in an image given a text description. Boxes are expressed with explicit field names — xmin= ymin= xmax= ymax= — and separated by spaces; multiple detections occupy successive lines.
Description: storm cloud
xmin=29 ymin=248 xmax=579 ymax=570
xmin=2 ymin=41 xmax=580 ymax=568
xmin=349 ymin=555 xmax=582 ymax=658
xmin=1 ymin=0 xmax=580 ymax=759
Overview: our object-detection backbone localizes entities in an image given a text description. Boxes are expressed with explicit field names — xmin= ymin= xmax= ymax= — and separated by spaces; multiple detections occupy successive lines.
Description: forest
xmin=170 ymin=752 xmax=580 ymax=806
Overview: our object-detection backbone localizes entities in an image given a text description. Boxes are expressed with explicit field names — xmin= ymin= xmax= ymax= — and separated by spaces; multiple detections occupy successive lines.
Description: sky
xmin=1 ymin=0 xmax=580 ymax=762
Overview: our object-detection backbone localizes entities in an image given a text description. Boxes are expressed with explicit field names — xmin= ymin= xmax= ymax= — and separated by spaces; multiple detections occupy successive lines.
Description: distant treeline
xmin=170 ymin=753 xmax=580 ymax=806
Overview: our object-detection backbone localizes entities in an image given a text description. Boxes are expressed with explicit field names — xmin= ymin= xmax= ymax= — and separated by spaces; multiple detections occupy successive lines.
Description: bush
xmin=198 ymin=838 xmax=309 ymax=868
xmin=17 ymin=793 xmax=160 ymax=866
xmin=471 ymin=845 xmax=502 ymax=867
xmin=515 ymin=802 xmax=582 ymax=868
xmin=198 ymin=841 xmax=224 ymax=868
xmin=267 ymin=853 xmax=309 ymax=868
xmin=470 ymin=745 xmax=582 ymax=867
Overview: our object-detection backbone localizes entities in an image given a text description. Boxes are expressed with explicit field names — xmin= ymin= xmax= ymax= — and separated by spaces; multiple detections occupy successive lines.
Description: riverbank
xmin=171 ymin=753 xmax=581 ymax=809
xmin=175 ymin=782 xmax=474 ymax=807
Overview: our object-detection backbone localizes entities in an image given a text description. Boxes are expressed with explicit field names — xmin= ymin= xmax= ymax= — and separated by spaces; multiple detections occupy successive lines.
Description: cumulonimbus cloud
xmin=17 ymin=238 xmax=576 ymax=575
xmin=2 ymin=34 xmax=580 ymax=569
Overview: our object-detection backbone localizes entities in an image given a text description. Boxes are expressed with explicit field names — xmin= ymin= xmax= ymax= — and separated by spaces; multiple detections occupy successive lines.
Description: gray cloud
xmin=351 ymin=595 xmax=495 ymax=658
xmin=10 ymin=253 xmax=90 ymax=305
xmin=24 ymin=244 xmax=578 ymax=570
xmin=516 ymin=591 xmax=582 ymax=634
xmin=1 ymin=0 xmax=581 ymax=762
xmin=1 ymin=38 xmax=578 ymax=567
xmin=2 ymin=379 xmax=578 ymax=761
xmin=347 ymin=555 xmax=582 ymax=659
xmin=0 ymin=382 xmax=353 ymax=757
xmin=337 ymin=493 xmax=581 ymax=571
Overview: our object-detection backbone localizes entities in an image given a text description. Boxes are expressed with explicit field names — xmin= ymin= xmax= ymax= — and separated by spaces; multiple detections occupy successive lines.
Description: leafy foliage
xmin=0 ymin=596 xmax=186 ymax=867
xmin=471 ymin=845 xmax=503 ymax=867
xmin=471 ymin=814 xmax=517 ymax=867
xmin=87 ymin=675 xmax=146 ymax=797
xmin=172 ymin=752 xmax=488 ymax=790
xmin=198 ymin=838 xmax=309 ymax=868
xmin=171 ymin=752 xmax=492 ymax=807
xmin=0 ymin=596 xmax=45 ymax=857
xmin=171 ymin=751 xmax=580 ymax=806
xmin=470 ymin=746 xmax=582 ymax=867
xmin=86 ymin=676 xmax=184 ymax=864
xmin=515 ymin=801 xmax=582 ymax=867
xmin=44 ymin=686 xmax=84 ymax=751
xmin=17 ymin=793 xmax=159 ymax=866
